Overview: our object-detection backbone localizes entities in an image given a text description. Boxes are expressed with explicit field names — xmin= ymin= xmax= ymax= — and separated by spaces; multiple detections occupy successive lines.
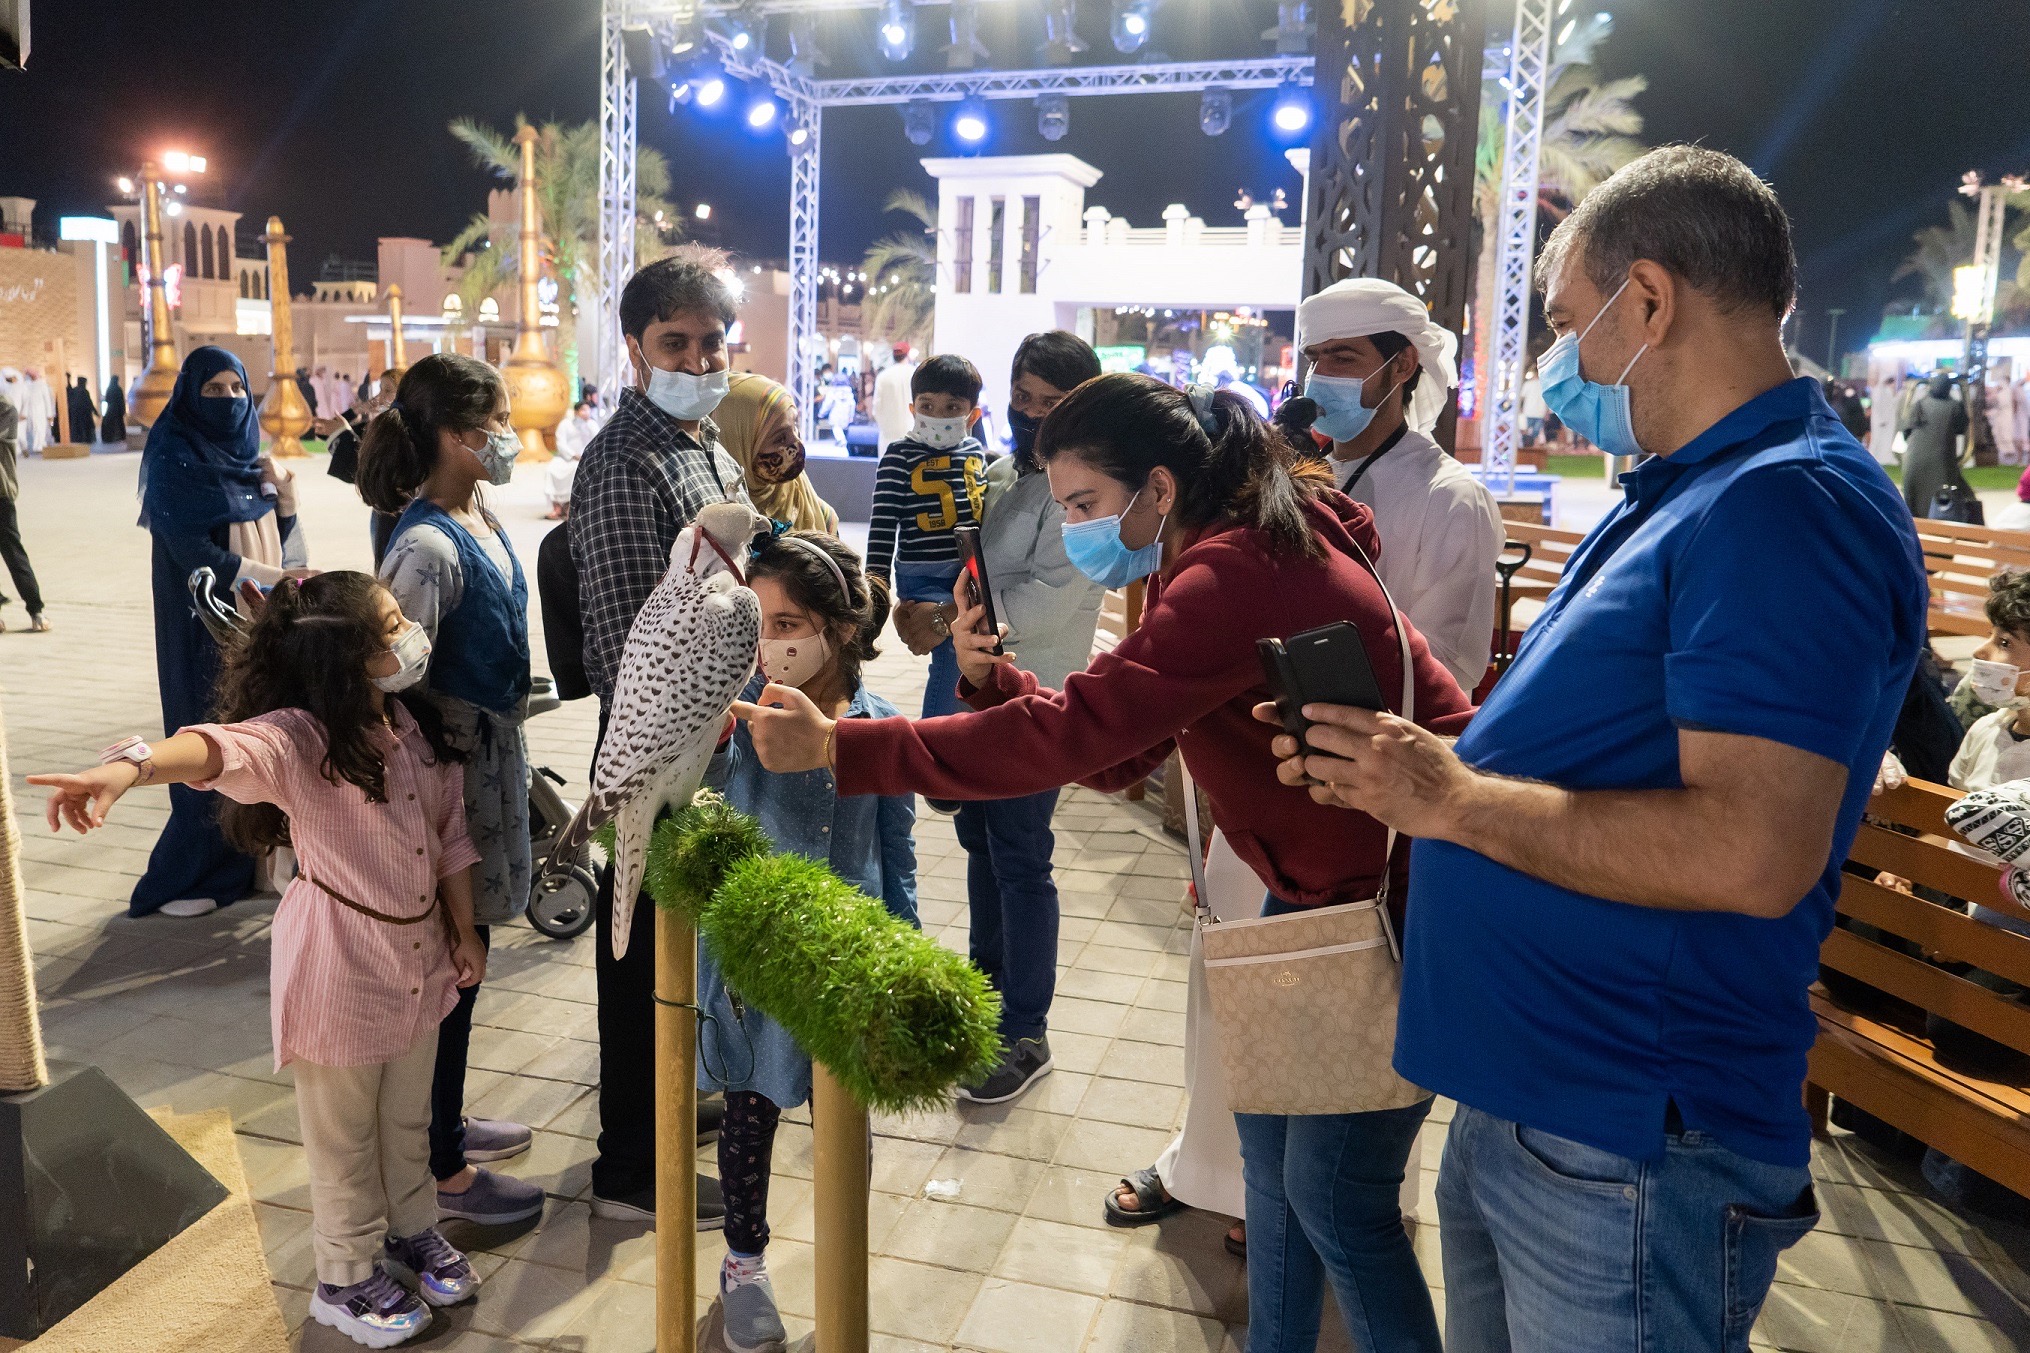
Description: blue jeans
xmin=1235 ymin=1099 xmax=1439 ymax=1353
xmin=954 ymin=789 xmax=1061 ymax=1042
xmin=1438 ymin=1102 xmax=1819 ymax=1353
xmin=896 ymin=562 xmax=964 ymax=718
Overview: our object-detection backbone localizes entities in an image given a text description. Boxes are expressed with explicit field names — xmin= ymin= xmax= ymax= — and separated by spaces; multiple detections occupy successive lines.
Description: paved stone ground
xmin=7 ymin=452 xmax=2030 ymax=1351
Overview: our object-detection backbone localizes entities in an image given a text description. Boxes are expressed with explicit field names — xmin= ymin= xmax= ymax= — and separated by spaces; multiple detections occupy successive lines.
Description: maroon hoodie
xmin=835 ymin=490 xmax=1475 ymax=911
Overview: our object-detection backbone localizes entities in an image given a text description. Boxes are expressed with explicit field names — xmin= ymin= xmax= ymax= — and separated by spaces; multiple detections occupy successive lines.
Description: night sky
xmin=2 ymin=0 xmax=2024 ymax=363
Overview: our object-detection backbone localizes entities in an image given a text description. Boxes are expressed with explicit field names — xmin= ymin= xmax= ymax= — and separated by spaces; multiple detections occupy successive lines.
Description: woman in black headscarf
xmin=100 ymin=375 xmax=127 ymax=443
xmin=1900 ymin=372 xmax=1973 ymax=518
xmin=67 ymin=376 xmax=96 ymax=445
xmin=130 ymin=346 xmax=298 ymax=918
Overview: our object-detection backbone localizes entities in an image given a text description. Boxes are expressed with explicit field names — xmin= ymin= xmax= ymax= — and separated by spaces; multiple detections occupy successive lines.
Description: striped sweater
xmin=866 ymin=436 xmax=989 ymax=579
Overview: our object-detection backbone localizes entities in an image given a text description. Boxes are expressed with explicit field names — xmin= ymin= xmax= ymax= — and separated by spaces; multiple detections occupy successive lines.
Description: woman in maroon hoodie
xmin=739 ymin=373 xmax=1471 ymax=1353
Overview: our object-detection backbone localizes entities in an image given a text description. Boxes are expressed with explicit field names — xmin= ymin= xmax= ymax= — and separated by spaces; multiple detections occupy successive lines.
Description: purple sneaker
xmin=437 ymin=1165 xmax=545 ymax=1225
xmin=460 ymin=1115 xmax=531 ymax=1163
xmin=383 ymin=1226 xmax=479 ymax=1306
xmin=309 ymin=1266 xmax=430 ymax=1347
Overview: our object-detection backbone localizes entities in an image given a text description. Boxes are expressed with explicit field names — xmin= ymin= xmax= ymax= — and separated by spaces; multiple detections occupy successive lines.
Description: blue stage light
xmin=1112 ymin=1 xmax=1152 ymax=54
xmin=1271 ymin=81 xmax=1311 ymax=135
xmin=695 ymin=76 xmax=727 ymax=108
xmin=747 ymin=97 xmax=779 ymax=130
xmin=878 ymin=0 xmax=914 ymax=61
xmin=953 ymin=97 xmax=989 ymax=144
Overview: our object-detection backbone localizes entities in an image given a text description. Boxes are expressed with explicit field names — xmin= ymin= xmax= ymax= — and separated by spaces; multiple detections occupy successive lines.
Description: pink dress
xmin=188 ymin=706 xmax=481 ymax=1069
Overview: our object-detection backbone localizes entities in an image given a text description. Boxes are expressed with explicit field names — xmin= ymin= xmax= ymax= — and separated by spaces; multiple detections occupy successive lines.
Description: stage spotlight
xmin=1271 ymin=81 xmax=1312 ymax=135
xmin=1040 ymin=2 xmax=1086 ymax=64
xmin=747 ymin=97 xmax=779 ymax=130
xmin=695 ymin=75 xmax=728 ymax=107
xmin=708 ymin=16 xmax=757 ymax=54
xmin=787 ymin=121 xmax=816 ymax=156
xmin=903 ymin=98 xmax=935 ymax=146
xmin=878 ymin=0 xmax=914 ymax=61
xmin=945 ymin=0 xmax=989 ymax=70
xmin=669 ymin=82 xmax=691 ymax=112
xmin=1199 ymin=87 xmax=1232 ymax=136
xmin=1111 ymin=0 xmax=1151 ymax=54
xmin=1263 ymin=1 xmax=1314 ymax=55
xmin=1037 ymin=94 xmax=1070 ymax=141
xmin=952 ymin=97 xmax=990 ymax=145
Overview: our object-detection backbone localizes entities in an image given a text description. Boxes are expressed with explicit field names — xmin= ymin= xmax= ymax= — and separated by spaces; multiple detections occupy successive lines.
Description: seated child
xmin=701 ymin=531 xmax=917 ymax=1353
xmin=864 ymin=353 xmax=989 ymax=721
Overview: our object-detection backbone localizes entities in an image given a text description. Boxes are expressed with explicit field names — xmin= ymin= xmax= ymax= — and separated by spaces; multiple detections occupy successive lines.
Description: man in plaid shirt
xmin=570 ymin=248 xmax=750 ymax=1227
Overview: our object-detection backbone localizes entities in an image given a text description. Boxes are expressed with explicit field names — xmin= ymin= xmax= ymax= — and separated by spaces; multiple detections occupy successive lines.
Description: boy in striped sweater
xmin=866 ymin=353 xmax=989 ymax=722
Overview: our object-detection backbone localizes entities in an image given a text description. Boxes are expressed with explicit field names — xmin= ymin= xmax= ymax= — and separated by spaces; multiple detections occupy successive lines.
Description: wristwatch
xmin=930 ymin=604 xmax=954 ymax=638
xmin=99 ymin=736 xmax=157 ymax=785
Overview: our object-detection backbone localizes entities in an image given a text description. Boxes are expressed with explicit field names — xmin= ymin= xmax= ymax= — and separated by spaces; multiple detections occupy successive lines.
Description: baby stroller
xmin=188 ymin=569 xmax=597 ymax=940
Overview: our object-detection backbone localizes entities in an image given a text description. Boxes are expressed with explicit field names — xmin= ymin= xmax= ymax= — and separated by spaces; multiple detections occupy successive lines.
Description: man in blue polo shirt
xmin=1270 ymin=146 xmax=1927 ymax=1351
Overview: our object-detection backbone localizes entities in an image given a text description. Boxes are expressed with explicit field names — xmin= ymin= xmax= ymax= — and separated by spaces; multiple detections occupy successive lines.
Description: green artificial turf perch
xmin=641 ymin=794 xmax=1004 ymax=1113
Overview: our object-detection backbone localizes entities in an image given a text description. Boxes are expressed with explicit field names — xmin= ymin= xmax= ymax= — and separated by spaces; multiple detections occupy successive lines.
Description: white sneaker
xmin=159 ymin=897 xmax=220 ymax=918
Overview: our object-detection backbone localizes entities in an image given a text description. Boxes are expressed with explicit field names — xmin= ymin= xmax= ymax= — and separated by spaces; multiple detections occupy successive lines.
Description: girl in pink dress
xmin=32 ymin=571 xmax=488 ymax=1349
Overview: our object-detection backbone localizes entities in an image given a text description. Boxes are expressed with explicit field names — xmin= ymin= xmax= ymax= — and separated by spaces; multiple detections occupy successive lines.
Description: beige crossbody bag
xmin=1189 ymin=536 xmax=1430 ymax=1116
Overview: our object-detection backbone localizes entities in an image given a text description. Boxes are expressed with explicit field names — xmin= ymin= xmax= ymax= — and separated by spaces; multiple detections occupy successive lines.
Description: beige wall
xmin=0 ymin=246 xmax=82 ymax=372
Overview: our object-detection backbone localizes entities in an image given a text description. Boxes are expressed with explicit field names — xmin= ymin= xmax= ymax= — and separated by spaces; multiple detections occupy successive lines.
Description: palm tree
xmin=1469 ymin=64 xmax=1647 ymax=425
xmin=859 ymin=190 xmax=938 ymax=351
xmin=443 ymin=116 xmax=676 ymax=391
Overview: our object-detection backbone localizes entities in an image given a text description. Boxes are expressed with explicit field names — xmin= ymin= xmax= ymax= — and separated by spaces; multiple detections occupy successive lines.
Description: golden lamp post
xmin=655 ymin=908 xmax=699 ymax=1352
xmin=128 ymin=161 xmax=184 ymax=430
xmin=502 ymin=125 xmax=567 ymax=461
xmin=257 ymin=217 xmax=312 ymax=458
xmin=386 ymin=283 xmax=408 ymax=374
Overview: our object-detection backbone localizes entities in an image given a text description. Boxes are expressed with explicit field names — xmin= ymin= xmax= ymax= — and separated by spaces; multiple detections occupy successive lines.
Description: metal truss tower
xmin=1302 ymin=0 xmax=1486 ymax=449
xmin=595 ymin=5 xmax=640 ymax=404
xmin=1482 ymin=0 xmax=1553 ymax=491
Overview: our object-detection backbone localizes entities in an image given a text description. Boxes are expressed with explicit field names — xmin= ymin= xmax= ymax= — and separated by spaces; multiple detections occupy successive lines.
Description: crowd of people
xmin=25 ymin=143 xmax=1953 ymax=1353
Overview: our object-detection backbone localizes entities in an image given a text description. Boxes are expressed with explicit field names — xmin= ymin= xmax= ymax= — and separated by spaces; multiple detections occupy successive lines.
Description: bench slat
xmin=1846 ymin=822 xmax=2000 ymax=904
xmin=1837 ymin=874 xmax=2030 ymax=990
xmin=1869 ymin=778 xmax=1962 ymax=837
xmin=1819 ymin=927 xmax=2030 ymax=1058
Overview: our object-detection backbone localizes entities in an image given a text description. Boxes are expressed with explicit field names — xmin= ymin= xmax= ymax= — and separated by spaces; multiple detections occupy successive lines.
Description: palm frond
xmin=448 ymin=116 xmax=524 ymax=181
xmin=881 ymin=189 xmax=937 ymax=230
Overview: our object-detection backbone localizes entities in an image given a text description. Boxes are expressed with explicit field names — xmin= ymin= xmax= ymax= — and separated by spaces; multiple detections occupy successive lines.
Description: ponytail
xmin=355 ymin=352 xmax=507 ymax=514
xmin=1036 ymin=372 xmax=1329 ymax=561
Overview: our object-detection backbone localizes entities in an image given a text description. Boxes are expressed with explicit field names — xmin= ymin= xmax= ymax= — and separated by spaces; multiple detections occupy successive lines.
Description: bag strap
xmin=1189 ymin=530 xmax=1416 ymax=964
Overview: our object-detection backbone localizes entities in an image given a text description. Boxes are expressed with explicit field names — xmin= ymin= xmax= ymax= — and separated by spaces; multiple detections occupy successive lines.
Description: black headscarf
xmin=139 ymin=346 xmax=270 ymax=536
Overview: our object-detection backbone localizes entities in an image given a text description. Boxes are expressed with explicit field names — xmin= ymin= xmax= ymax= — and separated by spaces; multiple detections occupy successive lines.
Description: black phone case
xmin=952 ymin=526 xmax=1005 ymax=656
xmin=1257 ymin=622 xmax=1386 ymax=754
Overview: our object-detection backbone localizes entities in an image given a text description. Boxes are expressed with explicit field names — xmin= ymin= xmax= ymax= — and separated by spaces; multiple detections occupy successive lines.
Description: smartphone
xmin=1256 ymin=622 xmax=1387 ymax=756
xmin=951 ymin=525 xmax=1005 ymax=656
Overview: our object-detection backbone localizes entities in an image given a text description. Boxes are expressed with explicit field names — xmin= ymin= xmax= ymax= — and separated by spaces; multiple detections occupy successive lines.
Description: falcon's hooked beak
xmin=686 ymin=501 xmax=771 ymax=584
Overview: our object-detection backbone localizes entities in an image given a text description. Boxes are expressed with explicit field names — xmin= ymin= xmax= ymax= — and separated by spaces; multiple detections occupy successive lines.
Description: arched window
xmin=216 ymin=226 xmax=230 ymax=277
xmin=200 ymin=225 xmax=215 ymax=279
xmin=443 ymin=294 xmax=464 ymax=315
xmin=183 ymin=222 xmax=197 ymax=275
xmin=478 ymin=297 xmax=500 ymax=322
xmin=120 ymin=220 xmax=137 ymax=266
xmin=261 ymin=269 xmax=269 ymax=300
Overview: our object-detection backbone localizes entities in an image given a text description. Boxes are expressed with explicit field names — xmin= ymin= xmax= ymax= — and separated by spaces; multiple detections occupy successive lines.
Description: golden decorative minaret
xmin=257 ymin=217 xmax=313 ymax=458
xmin=502 ymin=125 xmax=567 ymax=461
xmin=128 ymin=163 xmax=180 ymax=429
xmin=386 ymin=283 xmax=408 ymax=375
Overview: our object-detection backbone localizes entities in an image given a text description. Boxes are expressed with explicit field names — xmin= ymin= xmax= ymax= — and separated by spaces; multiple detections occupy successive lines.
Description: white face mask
xmin=1969 ymin=657 xmax=2030 ymax=709
xmin=910 ymin=412 xmax=970 ymax=450
xmin=373 ymin=621 xmax=432 ymax=693
xmin=461 ymin=428 xmax=520 ymax=486
xmin=759 ymin=631 xmax=832 ymax=690
xmin=644 ymin=362 xmax=729 ymax=422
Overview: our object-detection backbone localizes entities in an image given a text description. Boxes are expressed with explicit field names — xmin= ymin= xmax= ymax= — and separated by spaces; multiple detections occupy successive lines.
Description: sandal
xmin=1224 ymin=1222 xmax=1247 ymax=1259
xmin=1104 ymin=1166 xmax=1184 ymax=1227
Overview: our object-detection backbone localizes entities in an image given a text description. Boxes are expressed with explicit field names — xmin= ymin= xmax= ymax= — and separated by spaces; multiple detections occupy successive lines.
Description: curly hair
xmin=746 ymin=532 xmax=890 ymax=696
xmin=211 ymin=571 xmax=460 ymax=852
xmin=1987 ymin=568 xmax=2030 ymax=641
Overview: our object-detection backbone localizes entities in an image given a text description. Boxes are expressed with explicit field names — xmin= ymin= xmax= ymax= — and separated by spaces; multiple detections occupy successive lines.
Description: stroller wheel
xmin=528 ymin=866 xmax=598 ymax=940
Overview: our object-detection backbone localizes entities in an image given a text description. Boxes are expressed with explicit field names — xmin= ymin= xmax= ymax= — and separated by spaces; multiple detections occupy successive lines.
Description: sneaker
xmin=956 ymin=1035 xmax=1053 ymax=1105
xmin=435 ymin=1166 xmax=544 ymax=1225
xmin=590 ymin=1172 xmax=726 ymax=1229
xmin=383 ymin=1226 xmax=479 ymax=1306
xmin=721 ymin=1253 xmax=787 ymax=1353
xmin=460 ymin=1115 xmax=532 ymax=1163
xmin=924 ymin=797 xmax=963 ymax=815
xmin=309 ymin=1267 xmax=431 ymax=1348
xmin=158 ymin=897 xmax=220 ymax=918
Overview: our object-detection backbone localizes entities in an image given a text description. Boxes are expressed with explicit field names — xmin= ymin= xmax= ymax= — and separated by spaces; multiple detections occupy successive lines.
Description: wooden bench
xmin=1912 ymin=518 xmax=2030 ymax=639
xmin=1805 ymin=777 xmax=2030 ymax=1197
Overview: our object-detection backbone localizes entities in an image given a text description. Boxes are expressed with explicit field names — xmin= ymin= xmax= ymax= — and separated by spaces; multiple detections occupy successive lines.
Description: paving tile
xmin=1751 ymin=1281 xmax=1913 ymax=1353
xmin=1894 ymin=1302 xmax=2029 ymax=1353
xmin=954 ymin=1106 xmax=1074 ymax=1162
xmin=1862 ymin=1238 xmax=2030 ymax=1321
xmin=1110 ymin=1212 xmax=1248 ymax=1323
xmin=1085 ymin=1298 xmax=1229 ymax=1353
xmin=869 ymin=1256 xmax=986 ymax=1343
xmin=955 ymin=1277 xmax=1103 ymax=1353
xmin=882 ymin=1194 xmax=1020 ymax=1270
xmin=993 ymin=1214 xmax=1128 ymax=1295
xmin=926 ymin=1145 xmax=1047 ymax=1213
xmin=1027 ymin=1162 xmax=1135 ymax=1232
xmin=1080 ymin=1077 xmax=1185 ymax=1132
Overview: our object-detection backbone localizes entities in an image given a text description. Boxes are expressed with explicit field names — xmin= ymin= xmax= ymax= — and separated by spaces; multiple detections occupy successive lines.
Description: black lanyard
xmin=1338 ymin=423 xmax=1411 ymax=497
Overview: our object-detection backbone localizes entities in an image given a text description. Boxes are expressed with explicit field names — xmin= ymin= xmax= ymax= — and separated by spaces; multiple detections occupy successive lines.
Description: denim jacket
xmin=696 ymin=675 xmax=918 ymax=1108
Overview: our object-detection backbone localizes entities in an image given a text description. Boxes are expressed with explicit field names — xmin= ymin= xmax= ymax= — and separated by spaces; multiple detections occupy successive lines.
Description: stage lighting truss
xmin=1111 ymin=0 xmax=1151 ymax=55
xmin=1198 ymin=86 xmax=1231 ymax=136
xmin=1036 ymin=92 xmax=1070 ymax=140
xmin=878 ymin=0 xmax=913 ymax=62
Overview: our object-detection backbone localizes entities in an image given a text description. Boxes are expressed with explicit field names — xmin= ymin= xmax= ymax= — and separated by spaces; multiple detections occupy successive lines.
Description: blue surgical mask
xmin=1538 ymin=275 xmax=1648 ymax=458
xmin=644 ymin=362 xmax=730 ymax=422
xmin=1061 ymin=485 xmax=1167 ymax=588
xmin=1303 ymin=366 xmax=1404 ymax=443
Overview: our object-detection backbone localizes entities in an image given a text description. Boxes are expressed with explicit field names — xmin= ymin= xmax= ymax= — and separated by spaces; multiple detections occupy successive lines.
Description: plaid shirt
xmin=569 ymin=386 xmax=751 ymax=701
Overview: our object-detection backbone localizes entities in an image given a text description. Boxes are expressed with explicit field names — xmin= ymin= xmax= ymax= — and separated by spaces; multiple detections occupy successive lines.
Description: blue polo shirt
xmin=1394 ymin=379 xmax=1926 ymax=1167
